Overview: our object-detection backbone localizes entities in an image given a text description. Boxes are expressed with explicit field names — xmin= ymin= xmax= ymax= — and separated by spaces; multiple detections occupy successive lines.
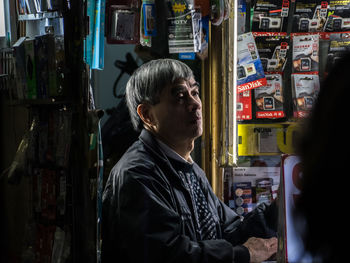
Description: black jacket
xmin=102 ymin=129 xmax=277 ymax=263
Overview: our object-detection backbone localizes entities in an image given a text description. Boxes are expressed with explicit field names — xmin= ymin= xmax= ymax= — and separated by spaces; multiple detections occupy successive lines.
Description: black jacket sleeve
xmin=217 ymin=192 xmax=278 ymax=246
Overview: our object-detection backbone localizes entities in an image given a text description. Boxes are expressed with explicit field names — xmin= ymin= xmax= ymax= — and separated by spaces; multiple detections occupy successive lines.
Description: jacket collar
xmin=138 ymin=129 xmax=206 ymax=180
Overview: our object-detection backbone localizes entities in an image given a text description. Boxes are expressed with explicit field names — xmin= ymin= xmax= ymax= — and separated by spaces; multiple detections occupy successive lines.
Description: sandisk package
xmin=255 ymin=35 xmax=290 ymax=73
xmin=237 ymin=90 xmax=252 ymax=121
xmin=325 ymin=0 xmax=350 ymax=32
xmin=292 ymin=0 xmax=329 ymax=33
xmin=292 ymin=34 xmax=319 ymax=73
xmin=237 ymin=32 xmax=267 ymax=93
xmin=254 ymin=74 xmax=285 ymax=119
xmin=252 ymin=0 xmax=291 ymax=32
xmin=291 ymin=74 xmax=320 ymax=118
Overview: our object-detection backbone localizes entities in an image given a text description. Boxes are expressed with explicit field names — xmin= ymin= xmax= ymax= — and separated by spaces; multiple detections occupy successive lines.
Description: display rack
xmin=18 ymin=11 xmax=62 ymax=21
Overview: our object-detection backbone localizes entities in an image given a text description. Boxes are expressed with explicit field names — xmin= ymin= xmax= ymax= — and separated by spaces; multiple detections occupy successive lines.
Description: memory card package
xmin=292 ymin=0 xmax=329 ymax=33
xmin=254 ymin=74 xmax=285 ymax=119
xmin=237 ymin=90 xmax=252 ymax=121
xmin=326 ymin=32 xmax=350 ymax=73
xmin=291 ymin=74 xmax=320 ymax=118
xmin=325 ymin=0 xmax=350 ymax=32
xmin=255 ymin=35 xmax=290 ymax=72
xmin=292 ymin=34 xmax=319 ymax=73
xmin=252 ymin=0 xmax=291 ymax=32
xmin=237 ymin=32 xmax=267 ymax=93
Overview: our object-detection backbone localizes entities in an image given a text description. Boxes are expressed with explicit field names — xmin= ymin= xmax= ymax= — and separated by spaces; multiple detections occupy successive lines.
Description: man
xmin=102 ymin=59 xmax=277 ymax=263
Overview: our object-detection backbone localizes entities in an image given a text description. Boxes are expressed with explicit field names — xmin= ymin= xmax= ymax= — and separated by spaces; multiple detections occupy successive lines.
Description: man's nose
xmin=188 ymin=95 xmax=201 ymax=111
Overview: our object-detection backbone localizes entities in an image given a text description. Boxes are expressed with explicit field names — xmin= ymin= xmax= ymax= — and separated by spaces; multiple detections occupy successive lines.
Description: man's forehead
xmin=171 ymin=77 xmax=197 ymax=87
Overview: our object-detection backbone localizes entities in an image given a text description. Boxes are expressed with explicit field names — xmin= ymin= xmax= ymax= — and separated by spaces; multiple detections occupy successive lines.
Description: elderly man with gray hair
xmin=102 ymin=59 xmax=277 ymax=263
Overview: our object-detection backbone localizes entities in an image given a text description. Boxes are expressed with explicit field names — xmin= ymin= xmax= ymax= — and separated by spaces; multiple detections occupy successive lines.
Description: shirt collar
xmin=156 ymin=138 xmax=194 ymax=164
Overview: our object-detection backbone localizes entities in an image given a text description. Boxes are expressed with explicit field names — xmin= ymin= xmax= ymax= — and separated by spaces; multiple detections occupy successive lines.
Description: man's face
xmin=148 ymin=78 xmax=202 ymax=144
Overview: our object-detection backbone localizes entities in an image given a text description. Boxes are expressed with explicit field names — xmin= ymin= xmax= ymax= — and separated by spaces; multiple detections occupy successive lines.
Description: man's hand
xmin=243 ymin=237 xmax=277 ymax=263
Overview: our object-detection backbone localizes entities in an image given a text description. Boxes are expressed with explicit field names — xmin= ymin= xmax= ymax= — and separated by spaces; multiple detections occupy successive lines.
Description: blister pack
xmin=252 ymin=0 xmax=291 ymax=32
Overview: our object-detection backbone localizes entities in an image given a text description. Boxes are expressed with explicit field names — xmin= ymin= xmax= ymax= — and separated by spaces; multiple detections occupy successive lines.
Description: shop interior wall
xmin=94 ymin=42 xmax=140 ymax=126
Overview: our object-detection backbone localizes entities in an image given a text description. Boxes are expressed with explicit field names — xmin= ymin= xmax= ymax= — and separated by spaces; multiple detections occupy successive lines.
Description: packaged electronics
xmin=237 ymin=32 xmax=266 ymax=93
xmin=325 ymin=0 xmax=350 ymax=32
xmin=326 ymin=32 xmax=350 ymax=73
xmin=292 ymin=34 xmax=319 ymax=73
xmin=107 ymin=5 xmax=140 ymax=44
xmin=256 ymin=178 xmax=273 ymax=205
xmin=292 ymin=0 xmax=329 ymax=33
xmin=238 ymin=123 xmax=298 ymax=156
xmin=291 ymin=74 xmax=320 ymax=118
xmin=224 ymin=167 xmax=281 ymax=217
xmin=252 ymin=0 xmax=291 ymax=32
xmin=255 ymin=35 xmax=290 ymax=72
xmin=254 ymin=74 xmax=285 ymax=119
xmin=237 ymin=90 xmax=252 ymax=121
xmin=233 ymin=182 xmax=253 ymax=216
xmin=166 ymin=0 xmax=199 ymax=53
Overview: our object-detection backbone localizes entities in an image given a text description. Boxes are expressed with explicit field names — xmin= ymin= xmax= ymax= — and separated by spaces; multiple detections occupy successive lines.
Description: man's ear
xmin=137 ymin=103 xmax=155 ymax=127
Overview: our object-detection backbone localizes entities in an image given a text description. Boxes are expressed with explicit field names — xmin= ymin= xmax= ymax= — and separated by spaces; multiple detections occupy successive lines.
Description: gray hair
xmin=126 ymin=58 xmax=194 ymax=131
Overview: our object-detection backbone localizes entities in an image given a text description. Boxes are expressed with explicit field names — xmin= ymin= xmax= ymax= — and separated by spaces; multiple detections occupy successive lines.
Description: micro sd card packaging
xmin=237 ymin=32 xmax=266 ymax=93
xmin=292 ymin=0 xmax=329 ymax=33
xmin=292 ymin=34 xmax=319 ymax=73
xmin=252 ymin=0 xmax=291 ymax=32
xmin=325 ymin=0 xmax=350 ymax=32
xmin=291 ymin=74 xmax=320 ymax=118
xmin=254 ymin=74 xmax=285 ymax=119
xmin=237 ymin=90 xmax=252 ymax=121
xmin=255 ymin=35 xmax=290 ymax=72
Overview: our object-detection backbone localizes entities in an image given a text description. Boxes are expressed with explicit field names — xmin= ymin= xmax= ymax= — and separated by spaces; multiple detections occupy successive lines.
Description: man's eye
xmin=177 ymin=92 xmax=184 ymax=99
xmin=192 ymin=90 xmax=200 ymax=97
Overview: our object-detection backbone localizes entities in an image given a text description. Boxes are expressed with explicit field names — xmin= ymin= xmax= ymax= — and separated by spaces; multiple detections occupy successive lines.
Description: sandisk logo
xmin=237 ymin=80 xmax=264 ymax=93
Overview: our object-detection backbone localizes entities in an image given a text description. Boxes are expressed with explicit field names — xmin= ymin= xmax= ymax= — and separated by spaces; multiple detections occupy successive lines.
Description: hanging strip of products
xmin=228 ymin=0 xmax=350 ymax=219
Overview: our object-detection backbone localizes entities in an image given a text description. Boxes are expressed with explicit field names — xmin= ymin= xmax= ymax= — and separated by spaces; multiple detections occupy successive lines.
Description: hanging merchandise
xmin=255 ymin=34 xmax=290 ymax=72
xmin=224 ymin=166 xmax=280 ymax=216
xmin=196 ymin=15 xmax=209 ymax=60
xmin=238 ymin=0 xmax=247 ymax=34
xmin=237 ymin=90 xmax=252 ymax=121
xmin=238 ymin=123 xmax=298 ymax=155
xmin=254 ymin=73 xmax=285 ymax=119
xmin=140 ymin=0 xmax=156 ymax=47
xmin=210 ymin=0 xmax=224 ymax=26
xmin=16 ymin=0 xmax=27 ymax=15
xmin=85 ymin=0 xmax=106 ymax=70
xmin=291 ymin=74 xmax=320 ymax=118
xmin=292 ymin=34 xmax=319 ymax=73
xmin=256 ymin=177 xmax=274 ymax=205
xmin=325 ymin=0 xmax=350 ymax=32
xmin=292 ymin=0 xmax=329 ymax=33
xmin=252 ymin=0 xmax=291 ymax=33
xmin=237 ymin=32 xmax=266 ymax=93
xmin=178 ymin=8 xmax=202 ymax=60
xmin=13 ymin=35 xmax=66 ymax=99
xmin=232 ymin=182 xmax=253 ymax=217
xmin=105 ymin=0 xmax=139 ymax=44
xmin=166 ymin=0 xmax=199 ymax=54
xmin=325 ymin=32 xmax=350 ymax=74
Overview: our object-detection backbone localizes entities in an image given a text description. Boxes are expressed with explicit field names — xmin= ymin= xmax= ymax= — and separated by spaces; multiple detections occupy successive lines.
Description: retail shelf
xmin=18 ymin=11 xmax=62 ymax=21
